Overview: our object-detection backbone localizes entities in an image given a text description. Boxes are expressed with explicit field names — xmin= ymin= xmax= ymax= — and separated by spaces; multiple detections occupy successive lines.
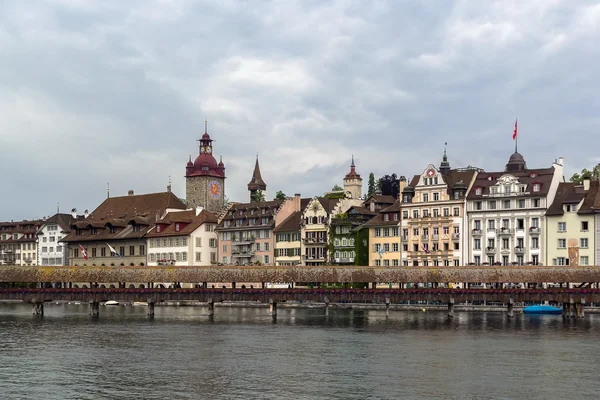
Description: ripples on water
xmin=0 ymin=303 xmax=598 ymax=400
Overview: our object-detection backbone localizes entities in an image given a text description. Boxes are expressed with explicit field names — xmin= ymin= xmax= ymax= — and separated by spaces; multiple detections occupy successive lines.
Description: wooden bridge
xmin=1 ymin=265 xmax=599 ymax=319
xmin=1 ymin=265 xmax=600 ymax=285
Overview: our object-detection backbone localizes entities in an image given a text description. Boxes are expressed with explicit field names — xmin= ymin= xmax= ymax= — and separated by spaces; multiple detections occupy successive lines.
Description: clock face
xmin=426 ymin=169 xmax=436 ymax=177
xmin=200 ymin=147 xmax=205 ymax=153
xmin=206 ymin=146 xmax=212 ymax=154
xmin=209 ymin=180 xmax=221 ymax=198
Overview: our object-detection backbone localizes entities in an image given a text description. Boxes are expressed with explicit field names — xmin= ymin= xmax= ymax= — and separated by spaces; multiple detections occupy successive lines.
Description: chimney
xmin=398 ymin=176 xmax=407 ymax=199
xmin=583 ymin=177 xmax=590 ymax=191
xmin=557 ymin=157 xmax=564 ymax=166
xmin=84 ymin=209 xmax=89 ymax=218
xmin=71 ymin=208 xmax=77 ymax=219
xmin=128 ymin=190 xmax=134 ymax=196
xmin=294 ymin=193 xmax=301 ymax=212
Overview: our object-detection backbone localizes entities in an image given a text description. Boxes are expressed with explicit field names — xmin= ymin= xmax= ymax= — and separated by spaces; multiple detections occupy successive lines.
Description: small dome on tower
xmin=187 ymin=155 xmax=193 ymax=167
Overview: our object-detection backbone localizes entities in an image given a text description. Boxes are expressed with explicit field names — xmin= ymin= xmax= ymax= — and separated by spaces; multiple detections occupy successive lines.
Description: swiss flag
xmin=512 ymin=118 xmax=518 ymax=140
xmin=79 ymin=244 xmax=88 ymax=260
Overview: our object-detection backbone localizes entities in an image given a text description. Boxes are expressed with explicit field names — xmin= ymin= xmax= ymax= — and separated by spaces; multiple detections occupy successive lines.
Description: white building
xmin=37 ymin=212 xmax=82 ymax=266
xmin=465 ymin=152 xmax=563 ymax=266
xmin=146 ymin=207 xmax=218 ymax=266
xmin=0 ymin=219 xmax=43 ymax=266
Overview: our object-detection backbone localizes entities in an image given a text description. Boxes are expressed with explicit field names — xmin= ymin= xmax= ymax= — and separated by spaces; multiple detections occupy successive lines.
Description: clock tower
xmin=185 ymin=121 xmax=226 ymax=212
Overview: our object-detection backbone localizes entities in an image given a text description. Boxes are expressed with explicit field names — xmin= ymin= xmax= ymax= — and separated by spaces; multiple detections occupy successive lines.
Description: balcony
xmin=529 ymin=227 xmax=541 ymax=234
xmin=515 ymin=247 xmax=525 ymax=254
xmin=303 ymin=255 xmax=326 ymax=262
xmin=498 ymin=228 xmax=513 ymax=235
xmin=334 ymin=258 xmax=355 ymax=263
xmin=232 ymin=251 xmax=255 ymax=258
xmin=485 ymin=247 xmax=496 ymax=254
xmin=432 ymin=234 xmax=439 ymax=240
xmin=472 ymin=229 xmax=482 ymax=236
xmin=486 ymin=228 xmax=496 ymax=234
xmin=303 ymin=237 xmax=327 ymax=245
xmin=232 ymin=237 xmax=255 ymax=245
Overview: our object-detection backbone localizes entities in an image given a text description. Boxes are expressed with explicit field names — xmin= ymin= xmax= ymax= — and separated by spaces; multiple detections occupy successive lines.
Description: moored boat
xmin=523 ymin=305 xmax=562 ymax=315
xmin=104 ymin=300 xmax=119 ymax=306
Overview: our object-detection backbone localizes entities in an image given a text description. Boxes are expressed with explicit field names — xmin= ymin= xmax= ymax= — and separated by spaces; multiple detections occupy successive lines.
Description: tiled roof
xmin=360 ymin=200 xmax=400 ymax=228
xmin=363 ymin=194 xmax=396 ymax=206
xmin=466 ymin=167 xmax=555 ymax=200
xmin=0 ymin=219 xmax=43 ymax=244
xmin=274 ymin=211 xmax=302 ymax=233
xmin=146 ymin=209 xmax=218 ymax=238
xmin=247 ymin=157 xmax=267 ymax=190
xmin=407 ymin=169 xmax=476 ymax=196
xmin=546 ymin=180 xmax=600 ymax=216
xmin=61 ymin=191 xmax=186 ymax=243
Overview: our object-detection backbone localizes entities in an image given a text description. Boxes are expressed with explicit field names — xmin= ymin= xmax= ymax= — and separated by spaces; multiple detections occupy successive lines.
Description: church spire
xmin=440 ymin=142 xmax=451 ymax=174
xmin=248 ymin=154 xmax=267 ymax=201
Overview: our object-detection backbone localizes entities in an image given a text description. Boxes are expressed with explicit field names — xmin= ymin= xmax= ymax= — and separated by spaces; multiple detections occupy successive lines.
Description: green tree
xmin=274 ymin=190 xmax=287 ymax=200
xmin=570 ymin=165 xmax=600 ymax=183
xmin=332 ymin=184 xmax=343 ymax=191
xmin=251 ymin=190 xmax=265 ymax=202
xmin=367 ymin=173 xmax=376 ymax=197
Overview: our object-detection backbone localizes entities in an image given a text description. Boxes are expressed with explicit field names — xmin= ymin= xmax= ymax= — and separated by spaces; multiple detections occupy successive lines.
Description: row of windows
xmin=220 ymin=255 xmax=270 ymax=264
xmin=374 ymin=227 xmax=399 ymax=237
xmin=374 ymin=243 xmax=400 ymax=252
xmin=40 ymin=246 xmax=63 ymax=253
xmin=409 ymin=226 xmax=460 ymax=236
xmin=473 ymin=217 xmax=539 ymax=230
xmin=403 ymin=207 xmax=460 ymax=219
xmin=41 ymin=236 xmax=60 ymax=243
xmin=553 ymin=256 xmax=590 ymax=266
xmin=223 ymin=242 xmax=271 ymax=253
xmin=276 ymin=233 xmax=301 ymax=242
xmin=411 ymin=242 xmax=460 ymax=252
xmin=400 ymin=260 xmax=462 ymax=267
xmin=472 ymin=255 xmax=539 ymax=266
xmin=73 ymin=245 xmax=146 ymax=258
xmin=333 ymin=251 xmax=356 ymax=260
xmin=277 ymin=248 xmax=301 ymax=257
xmin=557 ymin=221 xmax=590 ymax=232
xmin=40 ymin=257 xmax=64 ymax=265
xmin=557 ymin=238 xmax=589 ymax=249
xmin=220 ymin=230 xmax=271 ymax=241
xmin=334 ymin=238 xmax=355 ymax=247
xmin=472 ymin=198 xmax=542 ymax=210
xmin=474 ymin=237 xmax=537 ymax=250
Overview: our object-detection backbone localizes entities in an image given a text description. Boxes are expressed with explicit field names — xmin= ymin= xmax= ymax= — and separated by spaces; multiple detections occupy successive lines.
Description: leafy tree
xmin=251 ymin=190 xmax=265 ymax=202
xmin=570 ymin=165 xmax=600 ymax=183
xmin=378 ymin=173 xmax=400 ymax=198
xmin=367 ymin=173 xmax=376 ymax=197
xmin=332 ymin=184 xmax=343 ymax=191
xmin=274 ymin=190 xmax=287 ymax=200
xmin=324 ymin=191 xmax=346 ymax=199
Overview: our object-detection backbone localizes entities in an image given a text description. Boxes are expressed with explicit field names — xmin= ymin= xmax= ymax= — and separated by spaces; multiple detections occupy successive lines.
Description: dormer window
xmin=175 ymin=223 xmax=180 ymax=232
xmin=475 ymin=187 xmax=482 ymax=195
xmin=156 ymin=225 xmax=161 ymax=233
xmin=533 ymin=183 xmax=540 ymax=192
xmin=530 ymin=172 xmax=537 ymax=178
xmin=454 ymin=191 xmax=460 ymax=200
xmin=262 ymin=209 xmax=266 ymax=214
xmin=491 ymin=187 xmax=498 ymax=194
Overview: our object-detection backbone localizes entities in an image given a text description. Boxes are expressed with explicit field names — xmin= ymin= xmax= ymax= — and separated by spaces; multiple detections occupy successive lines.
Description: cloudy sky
xmin=1 ymin=0 xmax=599 ymax=220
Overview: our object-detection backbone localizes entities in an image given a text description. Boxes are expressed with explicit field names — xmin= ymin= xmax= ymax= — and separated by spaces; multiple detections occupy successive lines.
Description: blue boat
xmin=523 ymin=305 xmax=563 ymax=315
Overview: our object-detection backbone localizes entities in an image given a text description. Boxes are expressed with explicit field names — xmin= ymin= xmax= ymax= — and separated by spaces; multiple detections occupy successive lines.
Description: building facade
xmin=330 ymin=205 xmax=375 ymax=265
xmin=146 ymin=208 xmax=218 ymax=266
xmin=401 ymin=150 xmax=478 ymax=267
xmin=185 ymin=122 xmax=227 ymax=213
xmin=37 ymin=212 xmax=82 ymax=266
xmin=0 ymin=220 xmax=42 ymax=266
xmin=61 ymin=191 xmax=186 ymax=266
xmin=465 ymin=152 xmax=563 ymax=266
xmin=362 ymin=200 xmax=401 ymax=266
xmin=545 ymin=179 xmax=598 ymax=266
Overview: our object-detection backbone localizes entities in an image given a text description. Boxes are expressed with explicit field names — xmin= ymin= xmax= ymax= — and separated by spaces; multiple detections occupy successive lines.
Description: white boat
xmin=133 ymin=301 xmax=149 ymax=306
xmin=104 ymin=300 xmax=119 ymax=306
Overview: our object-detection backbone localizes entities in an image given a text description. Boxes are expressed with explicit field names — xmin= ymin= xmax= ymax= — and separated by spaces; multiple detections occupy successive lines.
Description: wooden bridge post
xmin=569 ymin=298 xmax=575 ymax=318
xmin=578 ymin=298 xmax=585 ymax=319
xmin=371 ymin=282 xmax=377 ymax=289
xmin=32 ymin=301 xmax=44 ymax=315
xmin=385 ymin=297 xmax=390 ymax=317
xmin=269 ymin=298 xmax=277 ymax=317
xmin=448 ymin=297 xmax=455 ymax=318
xmin=232 ymin=282 xmax=236 ymax=289
xmin=89 ymin=301 xmax=100 ymax=316
xmin=147 ymin=301 xmax=155 ymax=317
xmin=324 ymin=297 xmax=330 ymax=316
xmin=207 ymin=298 xmax=214 ymax=317
xmin=507 ymin=298 xmax=514 ymax=318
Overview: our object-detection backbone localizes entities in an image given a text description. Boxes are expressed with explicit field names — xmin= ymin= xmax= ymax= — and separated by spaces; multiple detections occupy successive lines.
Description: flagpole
xmin=515 ymin=118 xmax=518 ymax=153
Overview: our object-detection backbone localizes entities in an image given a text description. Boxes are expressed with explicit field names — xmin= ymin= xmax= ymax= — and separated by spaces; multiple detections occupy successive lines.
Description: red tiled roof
xmin=146 ymin=210 xmax=218 ymax=238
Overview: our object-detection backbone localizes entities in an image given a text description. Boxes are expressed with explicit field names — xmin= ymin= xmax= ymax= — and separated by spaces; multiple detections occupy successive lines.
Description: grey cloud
xmin=1 ymin=0 xmax=599 ymax=220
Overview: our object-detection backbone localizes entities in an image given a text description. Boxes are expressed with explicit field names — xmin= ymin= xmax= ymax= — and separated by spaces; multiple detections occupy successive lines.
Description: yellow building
xmin=362 ymin=200 xmax=400 ymax=266
xmin=400 ymin=152 xmax=478 ymax=267
xmin=274 ymin=211 xmax=303 ymax=266
xmin=545 ymin=179 xmax=598 ymax=266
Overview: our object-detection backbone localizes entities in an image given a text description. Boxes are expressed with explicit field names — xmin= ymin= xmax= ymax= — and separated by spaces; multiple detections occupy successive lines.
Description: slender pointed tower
xmin=343 ymin=155 xmax=362 ymax=199
xmin=248 ymin=154 xmax=267 ymax=202
xmin=439 ymin=142 xmax=451 ymax=175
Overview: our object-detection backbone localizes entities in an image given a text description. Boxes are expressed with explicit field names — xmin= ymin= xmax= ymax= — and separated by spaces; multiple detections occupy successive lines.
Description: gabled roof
xmin=146 ymin=209 xmax=218 ymax=238
xmin=274 ymin=211 xmax=302 ymax=233
xmin=39 ymin=213 xmax=80 ymax=233
xmin=360 ymin=200 xmax=400 ymax=228
xmin=407 ymin=168 xmax=476 ymax=196
xmin=363 ymin=194 xmax=396 ymax=206
xmin=317 ymin=197 xmax=341 ymax=214
xmin=546 ymin=180 xmax=600 ymax=216
xmin=216 ymin=200 xmax=283 ymax=230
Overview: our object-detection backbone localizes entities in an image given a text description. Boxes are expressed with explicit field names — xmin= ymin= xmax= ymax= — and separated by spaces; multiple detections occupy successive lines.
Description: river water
xmin=0 ymin=303 xmax=598 ymax=400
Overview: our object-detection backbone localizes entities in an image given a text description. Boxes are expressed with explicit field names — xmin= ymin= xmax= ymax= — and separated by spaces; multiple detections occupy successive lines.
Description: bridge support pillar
xmin=269 ymin=298 xmax=277 ymax=317
xmin=507 ymin=298 xmax=514 ymax=318
xmin=324 ymin=297 xmax=330 ymax=317
xmin=32 ymin=302 xmax=44 ymax=315
xmin=569 ymin=298 xmax=575 ymax=318
xmin=89 ymin=301 xmax=100 ymax=316
xmin=202 ymin=282 xmax=207 ymax=289
xmin=232 ymin=282 xmax=236 ymax=289
xmin=578 ymin=298 xmax=585 ymax=319
xmin=147 ymin=302 xmax=155 ymax=317
xmin=208 ymin=298 xmax=214 ymax=317
xmin=385 ymin=297 xmax=390 ymax=317
xmin=448 ymin=298 xmax=455 ymax=318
